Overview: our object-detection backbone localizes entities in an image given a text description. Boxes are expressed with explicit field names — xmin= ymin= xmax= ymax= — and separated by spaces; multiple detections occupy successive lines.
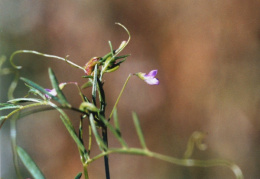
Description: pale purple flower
xmin=45 ymin=88 xmax=57 ymax=99
xmin=135 ymin=70 xmax=159 ymax=85
xmin=44 ymin=82 xmax=77 ymax=99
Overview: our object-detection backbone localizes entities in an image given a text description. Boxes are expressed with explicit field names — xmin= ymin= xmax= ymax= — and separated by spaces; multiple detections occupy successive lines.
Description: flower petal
xmin=146 ymin=70 xmax=158 ymax=78
xmin=144 ymin=77 xmax=159 ymax=85
xmin=46 ymin=89 xmax=57 ymax=96
xmin=45 ymin=88 xmax=57 ymax=99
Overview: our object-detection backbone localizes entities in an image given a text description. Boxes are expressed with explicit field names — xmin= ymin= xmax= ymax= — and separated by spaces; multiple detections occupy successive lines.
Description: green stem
xmin=48 ymin=102 xmax=86 ymax=153
xmin=109 ymin=74 xmax=132 ymax=120
xmin=102 ymin=127 xmax=110 ymax=179
xmin=100 ymin=23 xmax=131 ymax=79
xmin=87 ymin=148 xmax=243 ymax=179
xmin=9 ymin=50 xmax=86 ymax=73
xmin=88 ymin=124 xmax=92 ymax=156
xmin=83 ymin=164 xmax=89 ymax=179
xmin=95 ymin=70 xmax=110 ymax=179
xmin=0 ymin=101 xmax=48 ymax=128
xmin=10 ymin=113 xmax=23 ymax=179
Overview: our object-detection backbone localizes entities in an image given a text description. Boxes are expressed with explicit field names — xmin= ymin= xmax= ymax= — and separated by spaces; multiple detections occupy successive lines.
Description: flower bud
xmin=84 ymin=57 xmax=100 ymax=75
xmin=115 ymin=41 xmax=127 ymax=54
xmin=105 ymin=65 xmax=120 ymax=73
xmin=79 ymin=102 xmax=99 ymax=113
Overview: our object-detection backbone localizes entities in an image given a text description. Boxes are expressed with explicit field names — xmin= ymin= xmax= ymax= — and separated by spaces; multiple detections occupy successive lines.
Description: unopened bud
xmin=105 ymin=65 xmax=120 ymax=73
xmin=84 ymin=57 xmax=100 ymax=75
xmin=115 ymin=41 xmax=127 ymax=53
xmin=79 ymin=102 xmax=99 ymax=112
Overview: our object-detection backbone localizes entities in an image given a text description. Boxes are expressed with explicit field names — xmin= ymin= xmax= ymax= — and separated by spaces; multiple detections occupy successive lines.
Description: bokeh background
xmin=1 ymin=0 xmax=260 ymax=178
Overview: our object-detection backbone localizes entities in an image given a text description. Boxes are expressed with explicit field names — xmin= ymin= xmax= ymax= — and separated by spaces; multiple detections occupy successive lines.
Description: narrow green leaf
xmin=108 ymin=41 xmax=114 ymax=55
xmin=25 ymin=83 xmax=46 ymax=99
xmin=0 ymin=103 xmax=14 ymax=106
xmin=75 ymin=172 xmax=82 ymax=179
xmin=114 ymin=57 xmax=127 ymax=65
xmin=0 ymin=103 xmax=21 ymax=110
xmin=48 ymin=68 xmax=70 ymax=107
xmin=100 ymin=52 xmax=113 ymax=63
xmin=132 ymin=112 xmax=147 ymax=149
xmin=16 ymin=146 xmax=45 ymax=179
xmin=81 ymin=81 xmax=92 ymax=89
xmin=59 ymin=115 xmax=86 ymax=153
xmin=96 ymin=78 xmax=105 ymax=112
xmin=79 ymin=117 xmax=84 ymax=144
xmin=113 ymin=108 xmax=120 ymax=131
xmin=105 ymin=65 xmax=120 ymax=73
xmin=114 ymin=54 xmax=130 ymax=60
xmin=89 ymin=114 xmax=107 ymax=150
xmin=78 ymin=117 xmax=89 ymax=163
xmin=0 ymin=105 xmax=21 ymax=111
xmin=20 ymin=77 xmax=60 ymax=102
xmin=82 ymin=75 xmax=93 ymax=79
xmin=83 ymin=95 xmax=90 ymax=102
xmin=92 ymin=65 xmax=98 ymax=105
xmin=109 ymin=74 xmax=132 ymax=119
xmin=8 ymin=98 xmax=43 ymax=103
xmin=99 ymin=115 xmax=128 ymax=148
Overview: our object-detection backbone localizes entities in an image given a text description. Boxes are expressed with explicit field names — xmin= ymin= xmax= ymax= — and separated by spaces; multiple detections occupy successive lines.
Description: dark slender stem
xmin=102 ymin=126 xmax=110 ymax=179
xmin=97 ymin=78 xmax=110 ymax=179
xmin=96 ymin=78 xmax=110 ymax=179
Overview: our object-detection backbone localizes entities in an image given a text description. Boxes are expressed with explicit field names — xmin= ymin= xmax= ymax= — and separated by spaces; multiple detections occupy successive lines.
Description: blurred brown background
xmin=1 ymin=0 xmax=260 ymax=178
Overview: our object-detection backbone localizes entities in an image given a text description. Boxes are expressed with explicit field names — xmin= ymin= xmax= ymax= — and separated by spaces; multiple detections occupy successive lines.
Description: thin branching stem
xmin=10 ymin=114 xmax=23 ymax=179
xmin=0 ymin=101 xmax=48 ymax=128
xmin=109 ymin=74 xmax=132 ymax=120
xmin=100 ymin=23 xmax=131 ymax=79
xmin=87 ymin=147 xmax=243 ymax=179
xmin=9 ymin=50 xmax=86 ymax=73
xmin=102 ymin=127 xmax=110 ymax=179
xmin=83 ymin=164 xmax=89 ymax=179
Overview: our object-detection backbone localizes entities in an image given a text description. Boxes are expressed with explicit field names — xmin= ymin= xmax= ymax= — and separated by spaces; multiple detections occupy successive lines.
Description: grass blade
xmin=16 ymin=146 xmax=45 ymax=179
xmin=8 ymin=98 xmax=43 ymax=103
xmin=48 ymin=68 xmax=70 ymax=107
xmin=113 ymin=108 xmax=120 ymax=131
xmin=0 ymin=103 xmax=21 ymax=111
xmin=108 ymin=41 xmax=114 ymax=55
xmin=75 ymin=172 xmax=82 ymax=179
xmin=92 ymin=65 xmax=98 ymax=105
xmin=60 ymin=115 xmax=86 ymax=153
xmin=132 ymin=112 xmax=147 ymax=149
xmin=99 ymin=115 xmax=128 ymax=148
xmin=81 ymin=81 xmax=92 ymax=89
xmin=89 ymin=114 xmax=107 ymax=150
